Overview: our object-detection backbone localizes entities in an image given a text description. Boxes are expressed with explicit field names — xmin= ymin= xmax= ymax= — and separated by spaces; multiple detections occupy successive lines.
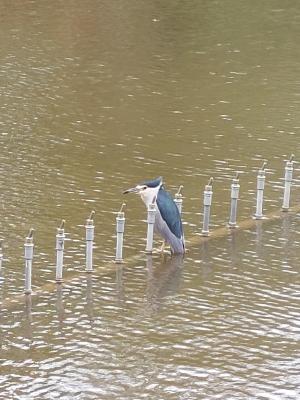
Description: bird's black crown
xmin=142 ymin=176 xmax=163 ymax=188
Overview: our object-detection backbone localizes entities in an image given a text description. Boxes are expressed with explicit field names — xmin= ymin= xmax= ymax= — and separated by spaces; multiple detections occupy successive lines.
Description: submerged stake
xmin=145 ymin=203 xmax=156 ymax=254
xmin=228 ymin=173 xmax=240 ymax=228
xmin=56 ymin=220 xmax=65 ymax=283
xmin=85 ymin=211 xmax=95 ymax=272
xmin=282 ymin=155 xmax=294 ymax=211
xmin=254 ymin=162 xmax=267 ymax=220
xmin=174 ymin=185 xmax=183 ymax=215
xmin=115 ymin=204 xmax=126 ymax=263
xmin=24 ymin=229 xmax=34 ymax=294
xmin=202 ymin=178 xmax=213 ymax=236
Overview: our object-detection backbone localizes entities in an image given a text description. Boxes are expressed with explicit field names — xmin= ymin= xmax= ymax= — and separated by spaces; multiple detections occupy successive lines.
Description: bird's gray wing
xmin=156 ymin=188 xmax=183 ymax=239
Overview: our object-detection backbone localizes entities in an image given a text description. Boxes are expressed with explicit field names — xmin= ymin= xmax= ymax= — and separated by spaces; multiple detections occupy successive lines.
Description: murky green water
xmin=1 ymin=1 xmax=300 ymax=399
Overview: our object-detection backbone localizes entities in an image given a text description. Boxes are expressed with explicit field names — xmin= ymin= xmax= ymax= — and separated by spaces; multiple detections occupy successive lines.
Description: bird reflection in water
xmin=145 ymin=254 xmax=184 ymax=314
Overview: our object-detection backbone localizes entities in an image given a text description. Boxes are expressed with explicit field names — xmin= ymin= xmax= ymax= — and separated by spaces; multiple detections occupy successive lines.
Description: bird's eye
xmin=142 ymin=186 xmax=147 ymax=190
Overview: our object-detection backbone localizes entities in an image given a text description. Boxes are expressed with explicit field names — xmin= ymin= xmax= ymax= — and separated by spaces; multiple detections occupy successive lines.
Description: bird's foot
xmin=160 ymin=241 xmax=166 ymax=253
xmin=151 ymin=242 xmax=171 ymax=255
xmin=159 ymin=241 xmax=171 ymax=255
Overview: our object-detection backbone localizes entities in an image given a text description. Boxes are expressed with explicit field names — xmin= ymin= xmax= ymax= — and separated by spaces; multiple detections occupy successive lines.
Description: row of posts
xmin=201 ymin=156 xmax=294 ymax=235
xmin=23 ymin=185 xmax=184 ymax=295
xmin=22 ymin=211 xmax=95 ymax=294
xmin=116 ymin=156 xmax=296 ymax=257
xmin=1 ymin=156 xmax=294 ymax=295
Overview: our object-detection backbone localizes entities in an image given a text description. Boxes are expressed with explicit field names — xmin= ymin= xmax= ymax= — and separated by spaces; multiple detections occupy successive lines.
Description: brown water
xmin=1 ymin=1 xmax=300 ymax=399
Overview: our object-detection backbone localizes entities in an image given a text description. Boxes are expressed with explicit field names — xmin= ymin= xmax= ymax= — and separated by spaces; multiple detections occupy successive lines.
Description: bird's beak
xmin=123 ymin=186 xmax=140 ymax=194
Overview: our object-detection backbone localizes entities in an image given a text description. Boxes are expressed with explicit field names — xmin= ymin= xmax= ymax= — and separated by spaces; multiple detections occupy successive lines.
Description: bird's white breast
xmin=140 ymin=186 xmax=160 ymax=207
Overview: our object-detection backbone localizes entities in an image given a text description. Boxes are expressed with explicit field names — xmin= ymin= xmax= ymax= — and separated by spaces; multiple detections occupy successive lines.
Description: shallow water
xmin=0 ymin=1 xmax=300 ymax=399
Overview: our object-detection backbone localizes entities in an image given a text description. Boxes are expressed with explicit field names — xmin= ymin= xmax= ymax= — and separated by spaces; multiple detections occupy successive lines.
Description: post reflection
xmin=281 ymin=214 xmax=292 ymax=264
xmin=55 ymin=284 xmax=65 ymax=325
xmin=145 ymin=254 xmax=184 ymax=314
xmin=115 ymin=264 xmax=125 ymax=304
xmin=282 ymin=213 xmax=291 ymax=244
xmin=0 ymin=257 xmax=3 ymax=302
xmin=229 ymin=230 xmax=238 ymax=268
xmin=200 ymin=241 xmax=213 ymax=279
xmin=255 ymin=220 xmax=264 ymax=258
xmin=85 ymin=274 xmax=94 ymax=322
xmin=23 ymin=294 xmax=33 ymax=345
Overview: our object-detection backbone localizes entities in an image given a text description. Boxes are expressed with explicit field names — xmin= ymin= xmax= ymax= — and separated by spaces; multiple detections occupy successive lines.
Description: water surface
xmin=0 ymin=1 xmax=300 ymax=399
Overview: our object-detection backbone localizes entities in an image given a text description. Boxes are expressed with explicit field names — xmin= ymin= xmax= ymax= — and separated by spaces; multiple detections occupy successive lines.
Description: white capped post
xmin=56 ymin=220 xmax=65 ymax=283
xmin=115 ymin=203 xmax=126 ymax=263
xmin=202 ymin=177 xmax=213 ymax=237
xmin=24 ymin=229 xmax=34 ymax=295
xmin=145 ymin=201 xmax=156 ymax=254
xmin=282 ymin=154 xmax=294 ymax=212
xmin=228 ymin=173 xmax=240 ymax=228
xmin=85 ymin=211 xmax=95 ymax=272
xmin=254 ymin=162 xmax=267 ymax=220
xmin=174 ymin=185 xmax=183 ymax=215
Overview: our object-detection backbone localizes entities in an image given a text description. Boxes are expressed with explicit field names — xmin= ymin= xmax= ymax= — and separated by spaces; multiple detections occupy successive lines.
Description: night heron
xmin=123 ymin=177 xmax=185 ymax=254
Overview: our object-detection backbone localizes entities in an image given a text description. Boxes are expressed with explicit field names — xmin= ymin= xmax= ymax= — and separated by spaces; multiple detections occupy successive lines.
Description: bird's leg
xmin=160 ymin=240 xmax=166 ymax=253
xmin=160 ymin=241 xmax=171 ymax=254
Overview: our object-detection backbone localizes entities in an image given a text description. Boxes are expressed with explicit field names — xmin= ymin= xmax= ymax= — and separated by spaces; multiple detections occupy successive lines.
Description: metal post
xmin=24 ymin=229 xmax=34 ymax=294
xmin=174 ymin=185 xmax=183 ymax=215
xmin=145 ymin=202 xmax=156 ymax=253
xmin=254 ymin=162 xmax=267 ymax=220
xmin=115 ymin=203 xmax=125 ymax=263
xmin=282 ymin=154 xmax=294 ymax=211
xmin=228 ymin=173 xmax=240 ymax=228
xmin=85 ymin=211 xmax=95 ymax=272
xmin=56 ymin=220 xmax=65 ymax=283
xmin=202 ymin=178 xmax=213 ymax=236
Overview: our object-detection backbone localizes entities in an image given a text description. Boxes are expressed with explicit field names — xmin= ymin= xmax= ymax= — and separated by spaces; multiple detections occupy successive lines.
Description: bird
xmin=123 ymin=176 xmax=185 ymax=254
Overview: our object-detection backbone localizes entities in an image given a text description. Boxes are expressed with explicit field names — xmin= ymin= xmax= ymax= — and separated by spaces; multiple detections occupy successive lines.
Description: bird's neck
xmin=140 ymin=186 xmax=160 ymax=207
